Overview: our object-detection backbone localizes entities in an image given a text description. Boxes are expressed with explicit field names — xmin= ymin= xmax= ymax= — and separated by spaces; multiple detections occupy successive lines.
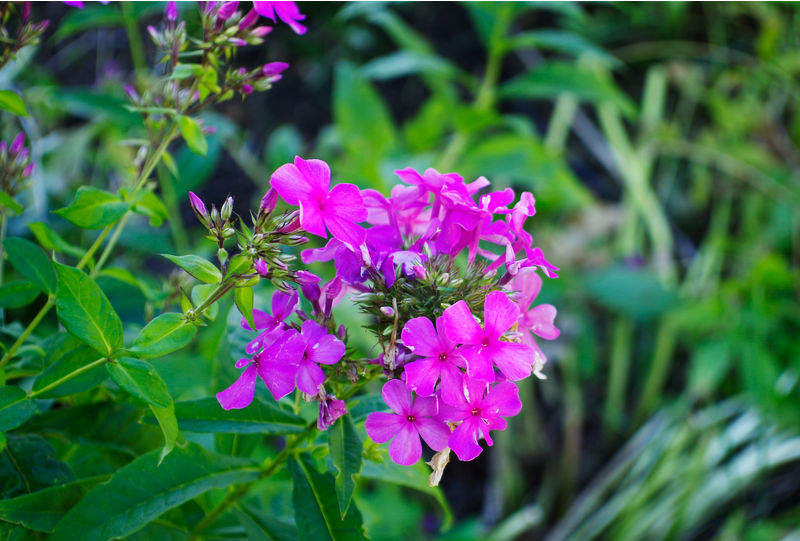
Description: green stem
xmin=0 ymin=211 xmax=7 ymax=285
xmin=0 ymin=296 xmax=54 ymax=369
xmin=635 ymin=316 xmax=678 ymax=422
xmin=157 ymin=164 xmax=189 ymax=255
xmin=28 ymin=356 xmax=107 ymax=398
xmin=121 ymin=2 xmax=147 ymax=84
xmin=603 ymin=316 xmax=633 ymax=434
xmin=545 ymin=96 xmax=578 ymax=153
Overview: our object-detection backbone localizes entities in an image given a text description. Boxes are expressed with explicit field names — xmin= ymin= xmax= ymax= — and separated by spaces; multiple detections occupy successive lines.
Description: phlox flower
xmin=294 ymin=320 xmax=346 ymax=395
xmin=240 ymin=289 xmax=298 ymax=354
xmin=401 ymin=316 xmax=465 ymax=406
xmin=253 ymin=1 xmax=307 ymax=34
xmin=442 ymin=290 xmax=534 ymax=382
xmin=270 ymin=157 xmax=367 ymax=249
xmin=365 ymin=380 xmax=451 ymax=466
xmin=508 ymin=268 xmax=560 ymax=378
xmin=438 ymin=379 xmax=522 ymax=461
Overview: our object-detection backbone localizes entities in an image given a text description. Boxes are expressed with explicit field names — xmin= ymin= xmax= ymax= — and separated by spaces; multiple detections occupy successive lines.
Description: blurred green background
xmin=7 ymin=2 xmax=800 ymax=539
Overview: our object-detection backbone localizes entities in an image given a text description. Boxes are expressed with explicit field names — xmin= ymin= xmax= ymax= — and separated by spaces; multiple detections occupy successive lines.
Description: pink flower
xmin=217 ymin=1 xmax=238 ymax=19
xmin=240 ymin=289 xmax=298 ymax=354
xmin=401 ymin=316 xmax=465 ymax=406
xmin=508 ymin=269 xmax=559 ymax=377
xmin=165 ymin=0 xmax=177 ymax=21
xmin=439 ymin=379 xmax=522 ymax=461
xmin=294 ymin=320 xmax=346 ymax=395
xmin=253 ymin=1 xmax=307 ymax=34
xmin=318 ymin=394 xmax=347 ymax=430
xmin=188 ymin=191 xmax=207 ymax=217
xmin=442 ymin=291 xmax=534 ymax=382
xmin=270 ymin=157 xmax=367 ymax=249
xmin=365 ymin=380 xmax=451 ymax=466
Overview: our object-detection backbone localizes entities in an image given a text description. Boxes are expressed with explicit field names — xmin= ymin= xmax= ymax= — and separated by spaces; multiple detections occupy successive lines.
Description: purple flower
xmin=240 ymin=289 xmax=298 ymax=354
xmin=217 ymin=0 xmax=238 ymax=19
xmin=10 ymin=133 xmax=25 ymax=155
xmin=508 ymin=269 xmax=559 ymax=377
xmin=442 ymin=291 xmax=534 ymax=382
xmin=63 ymin=1 xmax=84 ymax=7
xmin=270 ymin=157 xmax=367 ymax=249
xmin=439 ymin=379 xmax=522 ymax=461
xmin=401 ymin=316 xmax=465 ymax=406
xmin=365 ymin=380 xmax=451 ymax=466
xmin=260 ymin=187 xmax=278 ymax=213
xmin=165 ymin=0 xmax=177 ymax=21
xmin=188 ymin=191 xmax=207 ymax=217
xmin=294 ymin=320 xmax=346 ymax=395
xmin=318 ymin=395 xmax=347 ymax=430
xmin=253 ymin=1 xmax=307 ymax=34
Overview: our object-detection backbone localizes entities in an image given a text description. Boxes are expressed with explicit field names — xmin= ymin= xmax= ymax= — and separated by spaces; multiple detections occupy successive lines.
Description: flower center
xmin=471 ymin=408 xmax=480 ymax=416
xmin=438 ymin=353 xmax=447 ymax=362
xmin=406 ymin=415 xmax=416 ymax=423
xmin=481 ymin=339 xmax=490 ymax=348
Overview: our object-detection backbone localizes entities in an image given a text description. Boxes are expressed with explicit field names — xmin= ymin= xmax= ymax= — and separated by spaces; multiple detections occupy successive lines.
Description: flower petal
xmin=482 ymin=381 xmax=522 ymax=419
xmin=240 ymin=308 xmax=274 ymax=331
xmin=403 ymin=358 xmax=441 ymax=397
xmin=295 ymin=361 xmax=324 ymax=395
xmin=491 ymin=342 xmax=533 ymax=381
xmin=326 ymin=183 xmax=367 ymax=223
xmin=438 ymin=362 xmax=465 ymax=407
xmin=388 ymin=423 xmax=422 ymax=466
xmin=299 ymin=200 xmax=328 ymax=238
xmin=381 ymin=379 xmax=412 ymax=415
xmin=449 ymin=418 xmax=483 ymax=461
xmin=365 ymin=411 xmax=405 ymax=443
xmin=216 ymin=365 xmax=258 ymax=410
xmin=462 ymin=346 xmax=496 ymax=382
xmin=308 ymin=334 xmax=345 ymax=365
xmin=416 ymin=417 xmax=451 ymax=452
xmin=272 ymin=289 xmax=299 ymax=321
xmin=442 ymin=301 xmax=483 ymax=345
xmin=529 ymin=304 xmax=560 ymax=340
xmin=401 ymin=317 xmax=440 ymax=357
xmin=483 ymin=290 xmax=520 ymax=339
xmin=410 ymin=395 xmax=439 ymax=418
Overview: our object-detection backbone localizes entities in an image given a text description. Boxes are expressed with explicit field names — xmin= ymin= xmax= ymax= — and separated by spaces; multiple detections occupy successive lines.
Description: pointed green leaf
xmin=107 ymin=358 xmax=172 ymax=408
xmin=289 ymin=454 xmax=366 ymax=541
xmin=177 ymin=115 xmax=208 ymax=156
xmin=0 ymin=192 xmax=23 ymax=215
xmin=0 ymin=280 xmax=39 ymax=309
xmin=129 ymin=312 xmax=196 ymax=358
xmin=28 ymin=222 xmax=84 ymax=258
xmin=161 ymin=254 xmax=221 ymax=284
xmin=3 ymin=237 xmax=57 ymax=294
xmin=235 ymin=286 xmax=256 ymax=331
xmin=131 ymin=190 xmax=169 ymax=227
xmin=55 ymin=263 xmax=123 ymax=355
xmin=49 ymin=442 xmax=260 ymax=541
xmin=32 ymin=346 xmax=106 ymax=398
xmin=0 ymin=476 xmax=108 ymax=533
xmin=149 ymin=402 xmax=178 ymax=464
xmin=328 ymin=414 xmax=363 ymax=517
xmin=0 ymin=90 xmax=28 ymax=116
xmin=143 ymin=397 xmax=306 ymax=434
xmin=53 ymin=186 xmax=130 ymax=229
xmin=236 ymin=504 xmax=299 ymax=541
xmin=0 ymin=386 xmax=35 ymax=432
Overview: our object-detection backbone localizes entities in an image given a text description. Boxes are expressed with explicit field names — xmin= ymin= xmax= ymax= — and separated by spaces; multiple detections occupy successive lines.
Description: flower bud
xmin=23 ymin=163 xmax=34 ymax=177
xmin=165 ymin=0 xmax=177 ymax=22
xmin=241 ymin=83 xmax=253 ymax=95
xmin=189 ymin=191 xmax=208 ymax=217
xmin=229 ymin=37 xmax=247 ymax=47
xmin=380 ymin=306 xmax=395 ymax=317
xmin=124 ymin=84 xmax=140 ymax=103
xmin=22 ymin=2 xmax=31 ymax=23
xmin=262 ymin=62 xmax=289 ymax=77
xmin=217 ymin=1 xmax=238 ymax=20
xmin=254 ymin=259 xmax=268 ymax=276
xmin=239 ymin=8 xmax=258 ymax=29
xmin=412 ymin=265 xmax=427 ymax=280
xmin=10 ymin=133 xmax=24 ymax=155
xmin=317 ymin=395 xmax=347 ymax=431
xmin=260 ymin=187 xmax=277 ymax=214
xmin=220 ymin=196 xmax=233 ymax=221
xmin=202 ymin=1 xmax=218 ymax=15
xmin=283 ymin=235 xmax=308 ymax=246
xmin=218 ymin=248 xmax=228 ymax=265
xmin=251 ymin=26 xmax=272 ymax=37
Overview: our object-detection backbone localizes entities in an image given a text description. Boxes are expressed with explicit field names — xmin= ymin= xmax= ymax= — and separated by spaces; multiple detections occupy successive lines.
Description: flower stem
xmin=0 ymin=296 xmax=54 ymax=369
xmin=28 ymin=356 xmax=107 ymax=398
xmin=0 ymin=211 xmax=7 ymax=285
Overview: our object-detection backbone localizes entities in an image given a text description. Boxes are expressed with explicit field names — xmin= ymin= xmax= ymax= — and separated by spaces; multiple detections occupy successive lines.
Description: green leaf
xmin=161 ymin=254 xmax=221 ymax=284
xmin=0 ymin=476 xmax=107 ymax=533
xmin=3 ymin=237 xmax=57 ymax=294
xmin=0 ymin=90 xmax=28 ymax=116
xmin=129 ymin=313 xmax=196 ymax=358
xmin=49 ymin=442 xmax=260 ymax=541
xmin=225 ymin=253 xmax=253 ymax=278
xmin=149 ymin=403 xmax=178 ymax=464
xmin=583 ymin=265 xmax=678 ymax=319
xmin=328 ymin=414 xmax=363 ymax=517
xmin=170 ymin=63 xmax=204 ymax=80
xmin=177 ymin=115 xmax=208 ymax=156
xmin=288 ymin=454 xmax=366 ymax=541
xmin=0 ymin=192 xmax=23 ymax=215
xmin=191 ymin=283 xmax=218 ymax=321
xmin=0 ymin=435 xmax=74 ymax=499
xmin=132 ymin=190 xmax=169 ymax=227
xmin=235 ymin=286 xmax=256 ymax=332
xmin=0 ymin=387 xmax=35 ymax=432
xmin=500 ymin=61 xmax=635 ymax=116
xmin=360 ymin=50 xmax=461 ymax=82
xmin=32 ymin=345 xmax=106 ymax=398
xmin=107 ymin=358 xmax=172 ymax=408
xmin=236 ymin=504 xmax=299 ymax=541
xmin=53 ymin=186 xmax=130 ymax=229
xmin=55 ymin=263 xmax=123 ymax=355
xmin=28 ymin=222 xmax=84 ymax=258
xmin=0 ymin=281 xmax=39 ymax=309
xmin=505 ymin=30 xmax=619 ymax=67
xmin=144 ymin=397 xmax=306 ymax=434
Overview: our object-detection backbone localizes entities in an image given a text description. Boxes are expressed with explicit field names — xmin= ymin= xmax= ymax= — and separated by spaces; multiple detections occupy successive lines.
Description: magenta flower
xmin=165 ymin=0 xmax=177 ymax=21
xmin=270 ymin=157 xmax=367 ymax=249
xmin=365 ymin=380 xmax=451 ymax=466
xmin=253 ymin=1 xmax=307 ymax=34
xmin=317 ymin=394 xmax=347 ymax=430
xmin=442 ymin=291 xmax=534 ymax=382
xmin=216 ymin=329 xmax=304 ymax=409
xmin=508 ymin=269 xmax=559 ymax=377
xmin=401 ymin=316 xmax=465 ymax=406
xmin=240 ymin=289 xmax=298 ymax=354
xmin=294 ymin=320 xmax=346 ymax=395
xmin=439 ymin=379 xmax=522 ymax=461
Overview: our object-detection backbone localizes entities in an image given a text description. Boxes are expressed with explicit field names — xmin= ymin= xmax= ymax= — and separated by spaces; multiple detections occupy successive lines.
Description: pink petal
xmin=410 ymin=395 xmax=439 ymax=417
xmin=438 ymin=363 xmax=465 ymax=407
xmin=388 ymin=423 xmax=422 ymax=466
xmin=270 ymin=161 xmax=315 ymax=206
xmin=491 ymin=342 xmax=533 ymax=381
xmin=416 ymin=417 xmax=451 ymax=452
xmin=381 ymin=379 xmax=412 ymax=415
xmin=483 ymin=291 xmax=519 ymax=339
xmin=272 ymin=289 xmax=299 ymax=320
xmin=308 ymin=334 xmax=345 ymax=365
xmin=252 ymin=1 xmax=276 ymax=19
xmin=442 ymin=301 xmax=483 ymax=345
xmin=401 ymin=317 xmax=440 ymax=357
xmin=299 ymin=200 xmax=327 ymax=238
xmin=273 ymin=0 xmax=307 ymax=34
xmin=257 ymin=358 xmax=297 ymax=400
xmin=462 ymin=347 xmax=495 ymax=382
xmin=300 ymin=319 xmax=328 ymax=344
xmin=235 ymin=357 xmax=251 ymax=369
xmin=365 ymin=411 xmax=405 ymax=443
xmin=240 ymin=308 xmax=273 ymax=331
xmin=449 ymin=418 xmax=483 ymax=461
xmin=482 ymin=381 xmax=522 ymax=418
xmin=403 ymin=358 xmax=440 ymax=397
xmin=216 ymin=365 xmax=257 ymax=410
xmin=326 ymin=183 xmax=367 ymax=223
xmin=510 ymin=268 xmax=542 ymax=310
xmin=295 ymin=361 xmax=324 ymax=395
xmin=324 ymin=214 xmax=365 ymax=249
xmin=529 ymin=304 xmax=560 ymax=340
xmin=434 ymin=316 xmax=457 ymax=351
xmin=294 ymin=156 xmax=330 ymax=194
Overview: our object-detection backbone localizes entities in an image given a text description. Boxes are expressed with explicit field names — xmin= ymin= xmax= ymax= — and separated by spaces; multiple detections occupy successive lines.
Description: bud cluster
xmin=0 ymin=2 xmax=49 ymax=70
xmin=0 ymin=132 xmax=34 ymax=209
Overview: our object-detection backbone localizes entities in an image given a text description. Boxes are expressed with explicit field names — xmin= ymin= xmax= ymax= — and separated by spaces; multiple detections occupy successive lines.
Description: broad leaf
xmin=132 ymin=190 xmax=169 ymax=227
xmin=328 ymin=414 xmax=363 ymax=517
xmin=149 ymin=403 xmax=178 ymax=464
xmin=53 ymin=186 xmax=129 ymax=229
xmin=129 ymin=313 xmax=196 ymax=358
xmin=0 ymin=192 xmax=23 ymax=215
xmin=0 ymin=280 xmax=39 ymax=309
xmin=55 ymin=263 xmax=123 ymax=355
xmin=236 ymin=504 xmax=299 ymax=541
xmin=178 ymin=115 xmax=208 ymax=156
xmin=161 ymin=254 xmax=221 ymax=284
xmin=0 ymin=476 xmax=107 ymax=533
xmin=289 ymin=454 xmax=366 ymax=541
xmin=0 ymin=90 xmax=28 ymax=116
xmin=32 ymin=345 xmax=106 ymax=398
xmin=144 ymin=397 xmax=306 ymax=434
xmin=28 ymin=222 xmax=84 ymax=258
xmin=3 ymin=237 xmax=57 ymax=294
xmin=107 ymin=358 xmax=172 ymax=408
xmin=235 ymin=286 xmax=256 ymax=332
xmin=0 ymin=435 xmax=74 ymax=499
xmin=0 ymin=386 xmax=35 ymax=432
xmin=49 ymin=442 xmax=260 ymax=541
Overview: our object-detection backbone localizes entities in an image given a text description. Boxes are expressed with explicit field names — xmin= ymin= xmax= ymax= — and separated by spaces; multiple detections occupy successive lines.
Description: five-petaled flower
xmin=253 ymin=1 xmax=307 ymax=34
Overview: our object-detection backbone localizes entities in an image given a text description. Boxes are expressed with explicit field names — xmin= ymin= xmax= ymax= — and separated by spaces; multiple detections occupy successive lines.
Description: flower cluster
xmin=0 ymin=133 xmax=34 ymax=212
xmin=204 ymin=154 xmax=559 ymax=473
xmin=0 ymin=2 xmax=49 ymax=70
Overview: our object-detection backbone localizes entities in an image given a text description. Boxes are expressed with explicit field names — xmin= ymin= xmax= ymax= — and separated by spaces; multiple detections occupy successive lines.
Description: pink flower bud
xmin=165 ymin=0 xmax=177 ymax=21
xmin=317 ymin=395 xmax=347 ymax=430
xmin=254 ymin=259 xmax=268 ymax=276
xmin=189 ymin=191 xmax=207 ymax=217
xmin=241 ymin=84 xmax=253 ymax=95
xmin=23 ymin=163 xmax=34 ymax=177
xmin=239 ymin=8 xmax=259 ymax=29
xmin=229 ymin=37 xmax=247 ymax=47
xmin=22 ymin=2 xmax=30 ymax=22
xmin=0 ymin=142 xmax=6 ymax=154
xmin=412 ymin=265 xmax=427 ymax=280
xmin=10 ymin=133 xmax=24 ymax=155
xmin=202 ymin=1 xmax=218 ymax=15
xmin=260 ymin=188 xmax=277 ymax=213
xmin=216 ymin=1 xmax=238 ymax=20
xmin=250 ymin=25 xmax=272 ymax=37
xmin=262 ymin=61 xmax=289 ymax=77
xmin=380 ymin=306 xmax=395 ymax=317
xmin=123 ymin=84 xmax=139 ymax=102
